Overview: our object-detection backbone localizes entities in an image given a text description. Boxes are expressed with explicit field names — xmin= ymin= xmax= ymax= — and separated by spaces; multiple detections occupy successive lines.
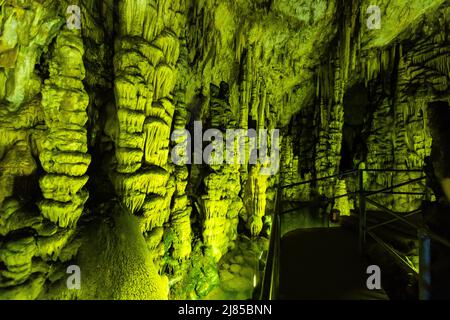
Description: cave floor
xmin=204 ymin=236 xmax=268 ymax=300
xmin=279 ymin=227 xmax=389 ymax=300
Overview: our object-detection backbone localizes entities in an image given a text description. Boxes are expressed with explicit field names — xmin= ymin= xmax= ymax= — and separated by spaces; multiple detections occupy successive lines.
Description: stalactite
xmin=113 ymin=0 xmax=183 ymax=239
xmin=1 ymin=0 xmax=449 ymax=300
xmin=314 ymin=0 xmax=358 ymax=198
xmin=169 ymin=40 xmax=192 ymax=263
xmin=201 ymin=83 xmax=242 ymax=261
xmin=0 ymin=1 xmax=104 ymax=299
xmin=334 ymin=179 xmax=351 ymax=216
xmin=38 ymin=28 xmax=91 ymax=229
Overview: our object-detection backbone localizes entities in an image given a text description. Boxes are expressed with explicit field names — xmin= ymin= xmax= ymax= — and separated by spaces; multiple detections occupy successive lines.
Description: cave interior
xmin=0 ymin=0 xmax=450 ymax=300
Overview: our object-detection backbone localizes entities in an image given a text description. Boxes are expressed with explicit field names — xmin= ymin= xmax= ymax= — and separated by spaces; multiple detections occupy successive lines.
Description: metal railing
xmin=259 ymin=185 xmax=281 ymax=300
xmin=358 ymin=169 xmax=450 ymax=300
xmin=259 ymin=167 xmax=450 ymax=300
xmin=260 ymin=169 xmax=360 ymax=299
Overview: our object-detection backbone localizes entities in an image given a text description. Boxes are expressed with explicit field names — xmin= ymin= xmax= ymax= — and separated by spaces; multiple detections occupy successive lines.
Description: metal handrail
xmin=365 ymin=198 xmax=423 ymax=230
xmin=260 ymin=167 xmax=448 ymax=300
xmin=280 ymin=169 xmax=358 ymax=189
xmin=368 ymin=209 xmax=421 ymax=231
xmin=260 ymin=183 xmax=282 ymax=300
xmin=357 ymin=169 xmax=450 ymax=300
xmin=280 ymin=168 xmax=424 ymax=190
xmin=360 ymin=177 xmax=450 ymax=249
xmin=368 ymin=230 xmax=419 ymax=275
xmin=279 ymin=168 xmax=427 ymax=216
xmin=361 ymin=169 xmax=424 ymax=172
xmin=259 ymin=214 xmax=280 ymax=300
xmin=364 ymin=176 xmax=426 ymax=197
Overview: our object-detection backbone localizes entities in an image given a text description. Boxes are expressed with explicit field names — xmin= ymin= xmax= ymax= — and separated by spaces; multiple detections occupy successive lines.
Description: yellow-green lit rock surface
xmin=0 ymin=0 xmax=449 ymax=300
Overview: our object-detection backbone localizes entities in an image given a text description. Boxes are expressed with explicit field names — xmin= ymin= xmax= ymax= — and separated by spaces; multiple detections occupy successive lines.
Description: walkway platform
xmin=279 ymin=227 xmax=389 ymax=300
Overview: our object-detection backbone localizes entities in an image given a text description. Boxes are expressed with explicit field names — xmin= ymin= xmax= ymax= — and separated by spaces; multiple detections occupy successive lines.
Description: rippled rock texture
xmin=0 ymin=0 xmax=449 ymax=299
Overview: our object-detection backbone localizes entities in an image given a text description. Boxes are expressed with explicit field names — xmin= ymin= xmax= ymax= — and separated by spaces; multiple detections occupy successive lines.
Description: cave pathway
xmin=279 ymin=227 xmax=389 ymax=300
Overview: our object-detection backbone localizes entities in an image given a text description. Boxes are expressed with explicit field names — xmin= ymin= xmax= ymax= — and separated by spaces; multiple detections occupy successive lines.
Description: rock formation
xmin=0 ymin=0 xmax=449 ymax=300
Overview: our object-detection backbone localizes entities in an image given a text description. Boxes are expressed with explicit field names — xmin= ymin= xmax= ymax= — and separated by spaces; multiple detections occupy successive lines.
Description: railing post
xmin=358 ymin=169 xmax=366 ymax=252
xmin=425 ymin=185 xmax=432 ymax=202
xmin=272 ymin=214 xmax=281 ymax=300
xmin=272 ymin=186 xmax=282 ymax=300
xmin=419 ymin=228 xmax=431 ymax=300
xmin=260 ymin=182 xmax=282 ymax=300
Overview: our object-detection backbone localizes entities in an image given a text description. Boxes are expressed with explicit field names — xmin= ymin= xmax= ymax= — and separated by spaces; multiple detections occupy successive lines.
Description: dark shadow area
xmin=279 ymin=226 xmax=388 ymax=300
xmin=340 ymin=83 xmax=372 ymax=171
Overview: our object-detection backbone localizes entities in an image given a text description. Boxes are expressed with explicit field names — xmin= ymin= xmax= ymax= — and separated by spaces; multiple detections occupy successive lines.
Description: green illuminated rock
xmin=0 ymin=0 xmax=449 ymax=301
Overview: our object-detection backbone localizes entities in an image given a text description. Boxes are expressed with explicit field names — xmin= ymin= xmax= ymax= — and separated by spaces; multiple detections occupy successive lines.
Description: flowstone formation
xmin=198 ymin=83 xmax=242 ymax=261
xmin=280 ymin=0 xmax=449 ymax=213
xmin=0 ymin=0 xmax=449 ymax=300
xmin=0 ymin=1 xmax=86 ymax=300
xmin=110 ymin=0 xmax=184 ymax=270
xmin=38 ymin=29 xmax=91 ymax=228
xmin=352 ymin=5 xmax=448 ymax=212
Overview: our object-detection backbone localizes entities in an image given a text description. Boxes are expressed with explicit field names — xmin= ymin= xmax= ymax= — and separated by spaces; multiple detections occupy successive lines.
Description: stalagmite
xmin=1 ymin=0 xmax=449 ymax=301
xmin=109 ymin=1 xmax=187 ymax=278
xmin=38 ymin=27 xmax=91 ymax=230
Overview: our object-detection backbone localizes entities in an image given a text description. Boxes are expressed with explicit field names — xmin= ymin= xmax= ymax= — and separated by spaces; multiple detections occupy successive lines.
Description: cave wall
xmin=354 ymin=4 xmax=449 ymax=212
xmin=280 ymin=1 xmax=449 ymax=213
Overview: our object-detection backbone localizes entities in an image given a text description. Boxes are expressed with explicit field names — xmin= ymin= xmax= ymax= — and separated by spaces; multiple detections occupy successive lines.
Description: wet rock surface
xmin=205 ymin=236 xmax=268 ymax=300
xmin=0 ymin=0 xmax=449 ymax=299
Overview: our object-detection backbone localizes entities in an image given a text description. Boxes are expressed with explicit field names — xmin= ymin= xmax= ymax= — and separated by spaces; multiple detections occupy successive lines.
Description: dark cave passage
xmin=279 ymin=227 xmax=388 ymax=300
xmin=0 ymin=0 xmax=450 ymax=302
